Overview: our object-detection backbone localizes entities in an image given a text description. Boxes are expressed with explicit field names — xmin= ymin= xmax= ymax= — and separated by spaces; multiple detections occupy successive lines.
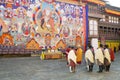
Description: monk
xmin=110 ymin=48 xmax=115 ymax=61
xmin=76 ymin=46 xmax=83 ymax=64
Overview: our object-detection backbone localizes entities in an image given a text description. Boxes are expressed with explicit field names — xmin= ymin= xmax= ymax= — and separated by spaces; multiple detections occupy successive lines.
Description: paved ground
xmin=0 ymin=52 xmax=120 ymax=80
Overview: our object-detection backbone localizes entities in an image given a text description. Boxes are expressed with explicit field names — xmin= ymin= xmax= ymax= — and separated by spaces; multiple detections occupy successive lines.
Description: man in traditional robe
xmin=85 ymin=45 xmax=94 ymax=72
xmin=65 ymin=46 xmax=71 ymax=65
xmin=68 ymin=47 xmax=77 ymax=73
xmin=104 ymin=45 xmax=111 ymax=72
xmin=95 ymin=44 xmax=104 ymax=73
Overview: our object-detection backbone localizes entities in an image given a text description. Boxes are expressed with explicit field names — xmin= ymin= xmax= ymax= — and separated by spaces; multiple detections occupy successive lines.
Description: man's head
xmin=104 ymin=45 xmax=108 ymax=48
xmin=100 ymin=44 xmax=103 ymax=48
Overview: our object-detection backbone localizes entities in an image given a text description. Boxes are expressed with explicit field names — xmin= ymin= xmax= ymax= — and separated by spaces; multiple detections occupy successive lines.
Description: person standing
xmin=76 ymin=45 xmax=83 ymax=64
xmin=68 ymin=47 xmax=77 ymax=73
xmin=104 ymin=45 xmax=111 ymax=72
xmin=118 ymin=44 xmax=120 ymax=51
xmin=114 ymin=47 xmax=116 ymax=53
xmin=95 ymin=44 xmax=104 ymax=73
xmin=110 ymin=48 xmax=115 ymax=61
xmin=65 ymin=46 xmax=71 ymax=65
xmin=85 ymin=45 xmax=94 ymax=72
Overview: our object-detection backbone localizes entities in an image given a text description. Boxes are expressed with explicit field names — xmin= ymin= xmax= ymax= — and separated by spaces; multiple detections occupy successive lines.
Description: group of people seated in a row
xmin=65 ymin=44 xmax=115 ymax=73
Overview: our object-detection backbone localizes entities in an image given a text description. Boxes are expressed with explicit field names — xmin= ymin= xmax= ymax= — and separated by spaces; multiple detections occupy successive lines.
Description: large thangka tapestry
xmin=0 ymin=0 xmax=87 ymax=49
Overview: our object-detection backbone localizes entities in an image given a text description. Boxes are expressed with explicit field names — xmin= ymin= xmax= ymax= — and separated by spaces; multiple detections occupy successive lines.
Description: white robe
xmin=104 ymin=49 xmax=111 ymax=63
xmin=68 ymin=50 xmax=77 ymax=64
xmin=85 ymin=49 xmax=94 ymax=64
xmin=95 ymin=48 xmax=104 ymax=65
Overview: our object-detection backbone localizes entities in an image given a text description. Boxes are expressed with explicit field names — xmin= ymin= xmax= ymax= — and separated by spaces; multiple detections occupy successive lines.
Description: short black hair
xmin=100 ymin=44 xmax=103 ymax=47
xmin=104 ymin=45 xmax=108 ymax=48
xmin=89 ymin=45 xmax=93 ymax=49
xmin=71 ymin=46 xmax=74 ymax=49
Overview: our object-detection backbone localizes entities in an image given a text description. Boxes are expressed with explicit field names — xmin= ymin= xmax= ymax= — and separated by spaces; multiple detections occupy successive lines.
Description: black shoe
xmin=106 ymin=70 xmax=109 ymax=72
xmin=97 ymin=71 xmax=102 ymax=73
xmin=88 ymin=71 xmax=92 ymax=72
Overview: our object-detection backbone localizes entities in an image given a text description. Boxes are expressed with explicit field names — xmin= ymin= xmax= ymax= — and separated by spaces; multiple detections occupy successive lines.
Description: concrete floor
xmin=0 ymin=52 xmax=120 ymax=80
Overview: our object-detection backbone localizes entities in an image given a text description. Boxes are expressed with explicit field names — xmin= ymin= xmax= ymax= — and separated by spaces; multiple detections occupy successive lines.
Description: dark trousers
xmin=87 ymin=59 xmax=94 ymax=72
xmin=89 ymin=65 xmax=93 ymax=72
xmin=105 ymin=64 xmax=111 ymax=71
xmin=104 ymin=58 xmax=111 ymax=72
xmin=98 ymin=65 xmax=104 ymax=72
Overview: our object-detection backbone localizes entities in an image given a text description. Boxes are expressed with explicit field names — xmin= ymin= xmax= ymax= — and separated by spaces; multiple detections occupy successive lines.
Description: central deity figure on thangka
xmin=34 ymin=0 xmax=61 ymax=34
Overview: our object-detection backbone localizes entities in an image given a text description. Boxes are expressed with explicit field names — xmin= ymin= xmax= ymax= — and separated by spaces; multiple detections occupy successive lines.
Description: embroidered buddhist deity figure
xmin=4 ymin=8 xmax=13 ymax=18
xmin=17 ymin=7 xmax=26 ymax=18
xmin=22 ymin=22 xmax=30 ymax=36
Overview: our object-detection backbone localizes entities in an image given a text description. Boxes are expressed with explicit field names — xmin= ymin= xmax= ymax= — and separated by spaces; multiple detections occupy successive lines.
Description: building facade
xmin=83 ymin=0 xmax=120 ymax=51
